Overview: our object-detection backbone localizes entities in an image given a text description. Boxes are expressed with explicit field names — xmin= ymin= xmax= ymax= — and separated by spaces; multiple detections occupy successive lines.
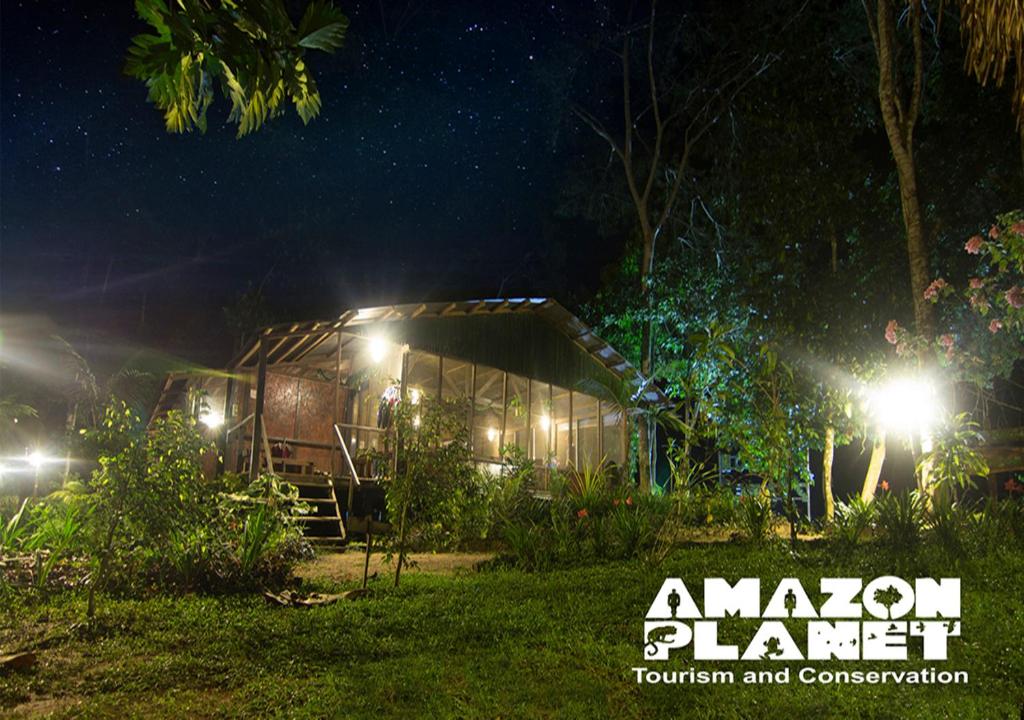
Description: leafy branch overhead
xmin=125 ymin=0 xmax=348 ymax=138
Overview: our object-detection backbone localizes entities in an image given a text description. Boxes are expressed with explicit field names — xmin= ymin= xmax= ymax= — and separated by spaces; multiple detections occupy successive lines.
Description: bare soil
xmin=298 ymin=550 xmax=494 ymax=583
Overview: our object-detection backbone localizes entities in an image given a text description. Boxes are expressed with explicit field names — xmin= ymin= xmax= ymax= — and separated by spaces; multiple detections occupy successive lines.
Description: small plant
xmin=830 ymin=496 xmax=876 ymax=551
xmin=1 ymin=498 xmax=31 ymax=553
xmin=921 ymin=413 xmax=989 ymax=505
xmin=736 ymin=493 xmax=774 ymax=542
xmin=928 ymin=501 xmax=976 ymax=558
xmin=874 ymin=490 xmax=927 ymax=550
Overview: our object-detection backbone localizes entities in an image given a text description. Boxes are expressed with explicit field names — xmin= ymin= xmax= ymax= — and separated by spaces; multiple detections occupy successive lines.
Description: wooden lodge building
xmin=151 ymin=298 xmax=665 ymax=542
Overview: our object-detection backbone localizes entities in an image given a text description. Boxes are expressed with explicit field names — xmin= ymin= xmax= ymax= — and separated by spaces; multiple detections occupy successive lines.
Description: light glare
xmin=368 ymin=335 xmax=388 ymax=363
xmin=868 ymin=377 xmax=941 ymax=436
xmin=199 ymin=411 xmax=224 ymax=429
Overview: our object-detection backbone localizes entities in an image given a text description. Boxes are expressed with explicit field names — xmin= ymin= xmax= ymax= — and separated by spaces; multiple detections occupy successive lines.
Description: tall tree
xmin=863 ymin=0 xmax=935 ymax=340
xmin=570 ymin=0 xmax=771 ymax=490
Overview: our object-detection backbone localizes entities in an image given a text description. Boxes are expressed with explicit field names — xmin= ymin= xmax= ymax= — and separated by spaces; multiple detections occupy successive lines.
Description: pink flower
xmin=577 ymin=508 xmax=588 ymax=519
xmin=923 ymin=278 xmax=947 ymax=301
xmin=885 ymin=319 xmax=899 ymax=345
xmin=612 ymin=499 xmax=620 ymax=507
xmin=939 ymin=334 xmax=954 ymax=348
xmin=965 ymin=235 xmax=985 ymax=254
xmin=1006 ymin=286 xmax=1024 ymax=309
xmin=989 ymin=319 xmax=1003 ymax=334
xmin=880 ymin=480 xmax=890 ymax=492
xmin=969 ymin=294 xmax=989 ymax=311
xmin=625 ymin=496 xmax=633 ymax=506
xmin=1004 ymin=478 xmax=1023 ymax=495
xmin=989 ymin=225 xmax=1001 ymax=240
xmin=969 ymin=277 xmax=984 ymax=289
xmin=1012 ymin=221 xmax=1024 ymax=236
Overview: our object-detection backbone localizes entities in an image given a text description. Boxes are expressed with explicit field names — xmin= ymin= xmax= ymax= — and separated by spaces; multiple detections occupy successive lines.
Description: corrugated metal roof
xmin=230 ymin=298 xmax=668 ymax=406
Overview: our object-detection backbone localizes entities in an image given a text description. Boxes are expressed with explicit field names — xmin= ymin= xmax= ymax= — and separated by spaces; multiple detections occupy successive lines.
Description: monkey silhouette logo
xmin=645 ymin=626 xmax=678 ymax=658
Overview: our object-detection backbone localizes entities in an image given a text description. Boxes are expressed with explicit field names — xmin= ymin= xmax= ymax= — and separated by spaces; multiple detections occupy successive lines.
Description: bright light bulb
xmin=368 ymin=335 xmax=388 ymax=363
xmin=868 ymin=377 xmax=941 ymax=436
xmin=409 ymin=388 xmax=421 ymax=405
xmin=539 ymin=414 xmax=551 ymax=431
xmin=199 ymin=411 xmax=224 ymax=429
xmin=26 ymin=451 xmax=45 ymax=469
xmin=412 ymin=414 xmax=421 ymax=428
xmin=486 ymin=427 xmax=497 ymax=442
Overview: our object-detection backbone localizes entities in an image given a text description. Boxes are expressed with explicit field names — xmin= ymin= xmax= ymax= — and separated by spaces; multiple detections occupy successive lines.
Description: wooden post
xmin=362 ymin=524 xmax=373 ymax=589
xmin=468 ymin=363 xmax=477 ymax=455
xmin=249 ymin=338 xmax=268 ymax=482
xmin=499 ymin=372 xmax=508 ymax=461
xmin=333 ymin=331 xmax=343 ymax=476
xmin=220 ymin=376 xmax=235 ymax=475
xmin=568 ymin=390 xmax=574 ymax=467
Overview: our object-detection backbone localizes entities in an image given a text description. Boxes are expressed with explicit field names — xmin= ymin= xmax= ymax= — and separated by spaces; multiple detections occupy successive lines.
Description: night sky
xmin=1 ymin=1 xmax=614 ymax=363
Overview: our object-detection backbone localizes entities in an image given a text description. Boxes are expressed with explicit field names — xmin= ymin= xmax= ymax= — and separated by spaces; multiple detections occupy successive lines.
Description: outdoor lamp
xmin=369 ymin=335 xmax=388 ymax=363
xmin=199 ymin=410 xmax=224 ymax=429
xmin=26 ymin=450 xmax=46 ymax=469
xmin=867 ymin=376 xmax=942 ymax=440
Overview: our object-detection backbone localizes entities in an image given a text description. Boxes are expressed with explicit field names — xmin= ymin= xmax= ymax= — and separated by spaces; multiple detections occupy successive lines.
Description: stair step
xmin=299 ymin=497 xmax=339 ymax=505
xmin=282 ymin=477 xmax=332 ymax=488
xmin=310 ymin=538 xmax=348 ymax=549
xmin=296 ymin=515 xmax=342 ymax=522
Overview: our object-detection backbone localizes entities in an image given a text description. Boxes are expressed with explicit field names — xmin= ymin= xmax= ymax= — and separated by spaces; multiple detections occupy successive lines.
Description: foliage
xmin=125 ymin=0 xmax=349 ymax=137
xmin=668 ymin=482 xmax=739 ymax=527
xmin=829 ymin=495 xmax=877 ymax=551
xmin=721 ymin=343 xmax=814 ymax=545
xmin=959 ymin=0 xmax=1024 ymax=123
xmin=735 ymin=493 xmax=774 ymax=543
xmin=494 ymin=473 xmax=674 ymax=571
xmin=383 ymin=397 xmax=490 ymax=582
xmin=921 ymin=412 xmax=990 ymax=503
xmin=1 ymin=401 xmax=310 ymax=604
xmin=874 ymin=490 xmax=928 ymax=550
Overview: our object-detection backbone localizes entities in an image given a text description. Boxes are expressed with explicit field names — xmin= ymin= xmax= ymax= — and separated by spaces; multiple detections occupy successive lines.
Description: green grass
xmin=1 ymin=542 xmax=1021 ymax=719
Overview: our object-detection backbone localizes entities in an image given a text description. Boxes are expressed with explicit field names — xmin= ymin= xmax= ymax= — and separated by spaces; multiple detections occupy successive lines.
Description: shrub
xmin=928 ymin=501 xmax=976 ymax=558
xmin=2 ymin=401 xmax=311 ymax=606
xmin=874 ymin=490 xmax=927 ymax=550
xmin=736 ymin=493 xmax=774 ymax=542
xmin=672 ymin=484 xmax=739 ymax=527
xmin=829 ymin=496 xmax=876 ymax=551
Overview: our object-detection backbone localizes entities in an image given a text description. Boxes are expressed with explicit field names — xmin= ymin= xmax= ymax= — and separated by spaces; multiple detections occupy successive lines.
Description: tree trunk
xmin=822 ymin=426 xmax=836 ymax=522
xmin=393 ymin=503 xmax=408 ymax=588
xmin=860 ymin=432 xmax=887 ymax=502
xmin=637 ymin=278 xmax=653 ymax=493
xmin=869 ymin=0 xmax=935 ymax=340
xmin=890 ymin=137 xmax=934 ymax=339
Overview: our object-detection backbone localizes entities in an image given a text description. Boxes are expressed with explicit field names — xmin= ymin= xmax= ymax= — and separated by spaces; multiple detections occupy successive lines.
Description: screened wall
xmin=401 ymin=348 xmax=626 ymax=472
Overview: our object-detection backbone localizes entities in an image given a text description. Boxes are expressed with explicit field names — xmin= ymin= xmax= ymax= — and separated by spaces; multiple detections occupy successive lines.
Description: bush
xmin=672 ymin=484 xmax=740 ymax=527
xmin=829 ymin=496 xmax=876 ymax=551
xmin=1 ymin=401 xmax=311 ymax=606
xmin=874 ymin=490 xmax=927 ymax=550
xmin=736 ymin=493 xmax=774 ymax=542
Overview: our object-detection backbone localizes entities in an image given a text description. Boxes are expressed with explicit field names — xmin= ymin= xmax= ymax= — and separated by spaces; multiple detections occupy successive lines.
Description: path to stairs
xmin=297 ymin=551 xmax=494 ymax=583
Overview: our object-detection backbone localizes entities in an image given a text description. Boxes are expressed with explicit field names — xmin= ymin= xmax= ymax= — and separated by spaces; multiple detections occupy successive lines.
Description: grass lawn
xmin=1 ymin=542 xmax=1020 ymax=719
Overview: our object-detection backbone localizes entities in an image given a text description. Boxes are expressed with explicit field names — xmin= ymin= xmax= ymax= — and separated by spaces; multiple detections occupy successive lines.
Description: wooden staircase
xmin=148 ymin=374 xmax=190 ymax=427
xmin=258 ymin=460 xmax=348 ymax=547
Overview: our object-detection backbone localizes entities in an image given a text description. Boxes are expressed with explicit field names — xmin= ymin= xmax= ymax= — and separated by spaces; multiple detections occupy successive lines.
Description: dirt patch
xmin=298 ymin=550 xmax=494 ymax=583
xmin=6 ymin=696 xmax=80 ymax=719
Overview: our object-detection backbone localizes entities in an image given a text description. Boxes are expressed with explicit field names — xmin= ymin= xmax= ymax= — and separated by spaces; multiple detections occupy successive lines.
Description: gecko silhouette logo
xmin=643 ymin=577 xmax=961 ymax=662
